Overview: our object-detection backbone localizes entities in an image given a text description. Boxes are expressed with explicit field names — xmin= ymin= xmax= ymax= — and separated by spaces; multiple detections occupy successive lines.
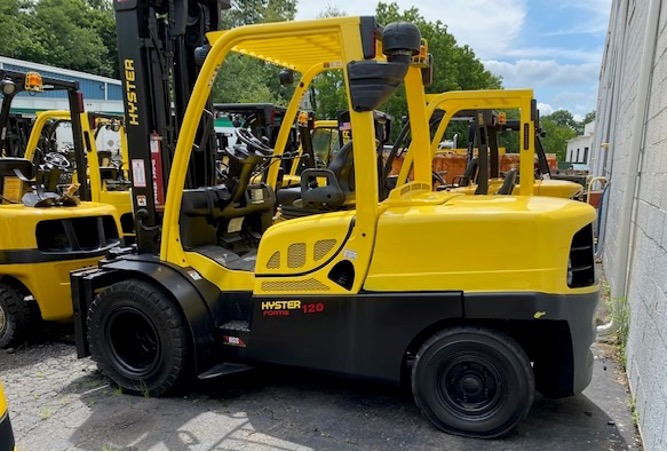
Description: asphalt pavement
xmin=0 ymin=324 xmax=641 ymax=451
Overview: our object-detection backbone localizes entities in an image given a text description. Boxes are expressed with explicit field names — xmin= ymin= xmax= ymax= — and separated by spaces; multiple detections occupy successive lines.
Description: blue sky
xmin=296 ymin=0 xmax=612 ymax=121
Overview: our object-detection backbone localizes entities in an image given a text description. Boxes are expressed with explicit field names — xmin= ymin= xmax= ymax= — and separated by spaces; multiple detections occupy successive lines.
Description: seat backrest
xmin=460 ymin=156 xmax=479 ymax=186
xmin=327 ymin=141 xmax=355 ymax=196
xmin=496 ymin=168 xmax=518 ymax=195
xmin=0 ymin=158 xmax=34 ymax=180
xmin=0 ymin=158 xmax=34 ymax=203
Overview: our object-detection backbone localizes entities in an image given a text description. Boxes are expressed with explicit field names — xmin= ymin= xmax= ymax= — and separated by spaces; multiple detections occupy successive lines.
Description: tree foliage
xmin=541 ymin=114 xmax=577 ymax=161
xmin=221 ymin=0 xmax=297 ymax=28
xmin=214 ymin=0 xmax=298 ymax=105
xmin=0 ymin=0 xmax=118 ymax=77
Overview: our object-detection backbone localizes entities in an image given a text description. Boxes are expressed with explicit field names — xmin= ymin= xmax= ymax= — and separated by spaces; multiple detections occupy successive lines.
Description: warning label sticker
xmin=132 ymin=159 xmax=146 ymax=188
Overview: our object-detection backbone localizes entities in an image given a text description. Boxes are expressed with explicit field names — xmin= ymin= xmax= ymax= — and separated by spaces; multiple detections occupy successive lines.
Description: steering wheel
xmin=44 ymin=152 xmax=71 ymax=170
xmin=235 ymin=128 xmax=274 ymax=156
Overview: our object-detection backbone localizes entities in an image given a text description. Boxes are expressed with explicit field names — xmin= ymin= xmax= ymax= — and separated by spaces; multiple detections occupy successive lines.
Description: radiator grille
xmin=261 ymin=279 xmax=330 ymax=291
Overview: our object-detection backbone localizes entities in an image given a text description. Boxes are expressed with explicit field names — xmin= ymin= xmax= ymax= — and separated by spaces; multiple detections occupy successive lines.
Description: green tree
xmin=0 ymin=1 xmax=43 ymax=61
xmin=544 ymin=109 xmax=577 ymax=130
xmin=212 ymin=54 xmax=283 ymax=104
xmin=0 ymin=0 xmax=117 ymax=77
xmin=214 ymin=0 xmax=298 ymax=105
xmin=575 ymin=109 xmax=596 ymax=134
xmin=581 ymin=110 xmax=596 ymax=125
xmin=221 ymin=0 xmax=297 ymax=28
xmin=540 ymin=117 xmax=577 ymax=162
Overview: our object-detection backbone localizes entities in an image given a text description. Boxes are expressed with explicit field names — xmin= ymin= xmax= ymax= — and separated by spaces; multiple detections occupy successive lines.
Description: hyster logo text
xmin=124 ymin=59 xmax=139 ymax=126
xmin=261 ymin=300 xmax=301 ymax=310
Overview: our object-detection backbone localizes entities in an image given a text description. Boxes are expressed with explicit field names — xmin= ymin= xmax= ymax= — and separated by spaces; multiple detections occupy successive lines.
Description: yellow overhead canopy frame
xmin=207 ymin=19 xmax=384 ymax=73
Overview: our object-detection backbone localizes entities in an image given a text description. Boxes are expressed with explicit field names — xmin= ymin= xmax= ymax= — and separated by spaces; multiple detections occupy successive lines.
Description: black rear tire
xmin=0 ymin=282 xmax=32 ymax=348
xmin=87 ymin=279 xmax=191 ymax=396
xmin=411 ymin=326 xmax=534 ymax=438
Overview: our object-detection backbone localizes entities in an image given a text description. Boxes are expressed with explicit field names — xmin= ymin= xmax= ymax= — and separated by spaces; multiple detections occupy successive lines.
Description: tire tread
xmin=411 ymin=325 xmax=534 ymax=438
xmin=0 ymin=282 xmax=32 ymax=348
xmin=87 ymin=279 xmax=190 ymax=396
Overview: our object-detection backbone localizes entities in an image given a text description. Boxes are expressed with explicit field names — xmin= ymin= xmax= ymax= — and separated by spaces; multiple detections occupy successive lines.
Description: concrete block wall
xmin=591 ymin=0 xmax=667 ymax=449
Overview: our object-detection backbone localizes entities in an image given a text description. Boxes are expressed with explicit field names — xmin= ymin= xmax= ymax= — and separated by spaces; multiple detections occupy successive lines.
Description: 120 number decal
xmin=302 ymin=303 xmax=325 ymax=314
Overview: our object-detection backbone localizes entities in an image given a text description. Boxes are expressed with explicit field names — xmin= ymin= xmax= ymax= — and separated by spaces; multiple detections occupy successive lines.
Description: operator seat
xmin=0 ymin=158 xmax=34 ymax=203
xmin=277 ymin=141 xmax=355 ymax=218
xmin=452 ymin=156 xmax=479 ymax=188
xmin=496 ymin=168 xmax=518 ymax=195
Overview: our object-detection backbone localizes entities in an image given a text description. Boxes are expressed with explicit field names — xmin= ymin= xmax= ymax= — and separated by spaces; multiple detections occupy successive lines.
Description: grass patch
xmin=609 ymin=297 xmax=631 ymax=367
xmin=39 ymin=406 xmax=51 ymax=420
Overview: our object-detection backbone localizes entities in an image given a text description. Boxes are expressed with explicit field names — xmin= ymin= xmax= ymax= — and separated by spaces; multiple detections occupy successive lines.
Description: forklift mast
xmin=114 ymin=0 xmax=230 ymax=253
xmin=0 ymin=69 xmax=90 ymax=200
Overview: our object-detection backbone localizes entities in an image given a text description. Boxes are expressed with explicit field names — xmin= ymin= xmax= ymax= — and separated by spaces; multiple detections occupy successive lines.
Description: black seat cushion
xmin=277 ymin=186 xmax=302 ymax=206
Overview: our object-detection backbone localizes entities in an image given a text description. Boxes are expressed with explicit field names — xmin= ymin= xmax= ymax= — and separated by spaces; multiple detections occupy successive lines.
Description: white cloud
xmin=296 ymin=0 xmax=527 ymax=59
xmin=537 ymin=102 xmax=554 ymax=115
xmin=483 ymin=59 xmax=600 ymax=87
xmin=435 ymin=0 xmax=527 ymax=59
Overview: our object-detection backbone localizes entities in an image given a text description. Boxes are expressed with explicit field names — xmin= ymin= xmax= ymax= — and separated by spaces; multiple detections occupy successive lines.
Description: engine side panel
xmin=246 ymin=292 xmax=463 ymax=383
xmin=366 ymin=195 xmax=597 ymax=294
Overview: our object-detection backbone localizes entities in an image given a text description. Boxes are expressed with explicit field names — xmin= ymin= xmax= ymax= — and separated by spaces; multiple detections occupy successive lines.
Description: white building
xmin=565 ymin=121 xmax=595 ymax=166
xmin=589 ymin=0 xmax=666 ymax=450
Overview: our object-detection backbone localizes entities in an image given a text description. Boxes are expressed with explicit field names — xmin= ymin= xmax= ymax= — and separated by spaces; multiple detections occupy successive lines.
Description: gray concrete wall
xmin=591 ymin=0 xmax=667 ymax=450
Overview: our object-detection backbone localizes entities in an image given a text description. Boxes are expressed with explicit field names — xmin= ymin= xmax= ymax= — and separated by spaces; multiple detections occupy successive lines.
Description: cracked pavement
xmin=0 ymin=325 xmax=642 ymax=451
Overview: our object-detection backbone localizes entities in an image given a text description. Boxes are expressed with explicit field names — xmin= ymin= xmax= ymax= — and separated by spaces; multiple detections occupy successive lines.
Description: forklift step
xmin=220 ymin=320 xmax=250 ymax=333
xmin=197 ymin=362 xmax=255 ymax=380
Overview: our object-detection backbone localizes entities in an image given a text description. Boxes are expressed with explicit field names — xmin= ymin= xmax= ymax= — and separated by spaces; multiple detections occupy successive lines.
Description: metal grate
xmin=266 ymin=251 xmax=280 ymax=269
xmin=287 ymin=242 xmax=307 ymax=268
xmin=261 ymin=278 xmax=330 ymax=292
xmin=567 ymin=223 xmax=595 ymax=288
xmin=313 ymin=239 xmax=337 ymax=261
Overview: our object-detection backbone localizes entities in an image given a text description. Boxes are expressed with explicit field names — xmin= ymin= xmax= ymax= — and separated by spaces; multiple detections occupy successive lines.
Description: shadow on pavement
xmin=0 ymin=321 xmax=74 ymax=372
xmin=64 ymin=359 xmax=636 ymax=451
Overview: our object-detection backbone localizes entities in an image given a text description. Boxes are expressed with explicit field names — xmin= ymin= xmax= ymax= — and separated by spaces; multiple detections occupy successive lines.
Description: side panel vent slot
xmin=314 ymin=239 xmax=337 ymax=261
xmin=266 ymin=251 xmax=280 ymax=269
xmin=287 ymin=243 xmax=306 ymax=268
xmin=568 ymin=223 xmax=595 ymax=288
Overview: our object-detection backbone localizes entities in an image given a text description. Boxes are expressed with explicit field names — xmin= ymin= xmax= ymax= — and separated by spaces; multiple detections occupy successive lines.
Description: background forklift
xmin=391 ymin=90 xmax=584 ymax=199
xmin=0 ymin=70 xmax=122 ymax=347
xmin=71 ymin=2 xmax=599 ymax=440
xmin=21 ymin=109 xmax=135 ymax=241
xmin=0 ymin=381 xmax=14 ymax=451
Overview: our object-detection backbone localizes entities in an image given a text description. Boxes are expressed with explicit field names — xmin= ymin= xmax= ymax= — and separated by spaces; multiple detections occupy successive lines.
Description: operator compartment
xmin=180 ymin=133 xmax=276 ymax=272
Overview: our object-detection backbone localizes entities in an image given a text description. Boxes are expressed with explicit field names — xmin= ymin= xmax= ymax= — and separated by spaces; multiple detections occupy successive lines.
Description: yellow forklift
xmin=72 ymin=3 xmax=599 ymax=439
xmin=0 ymin=381 xmax=14 ymax=451
xmin=0 ymin=69 xmax=122 ymax=347
xmin=22 ymin=109 xmax=134 ymax=241
xmin=392 ymin=90 xmax=583 ymax=198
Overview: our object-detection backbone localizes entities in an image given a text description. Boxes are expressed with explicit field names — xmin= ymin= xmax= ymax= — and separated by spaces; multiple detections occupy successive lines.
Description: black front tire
xmin=0 ymin=282 xmax=32 ymax=348
xmin=411 ymin=326 xmax=534 ymax=438
xmin=87 ymin=279 xmax=191 ymax=396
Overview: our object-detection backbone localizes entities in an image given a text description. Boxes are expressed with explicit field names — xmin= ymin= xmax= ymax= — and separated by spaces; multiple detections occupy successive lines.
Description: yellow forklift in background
xmin=430 ymin=91 xmax=583 ymax=198
xmin=0 ymin=69 xmax=122 ymax=347
xmin=22 ymin=110 xmax=134 ymax=241
xmin=392 ymin=90 xmax=583 ymax=198
xmin=0 ymin=381 xmax=14 ymax=451
xmin=71 ymin=5 xmax=599 ymax=439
